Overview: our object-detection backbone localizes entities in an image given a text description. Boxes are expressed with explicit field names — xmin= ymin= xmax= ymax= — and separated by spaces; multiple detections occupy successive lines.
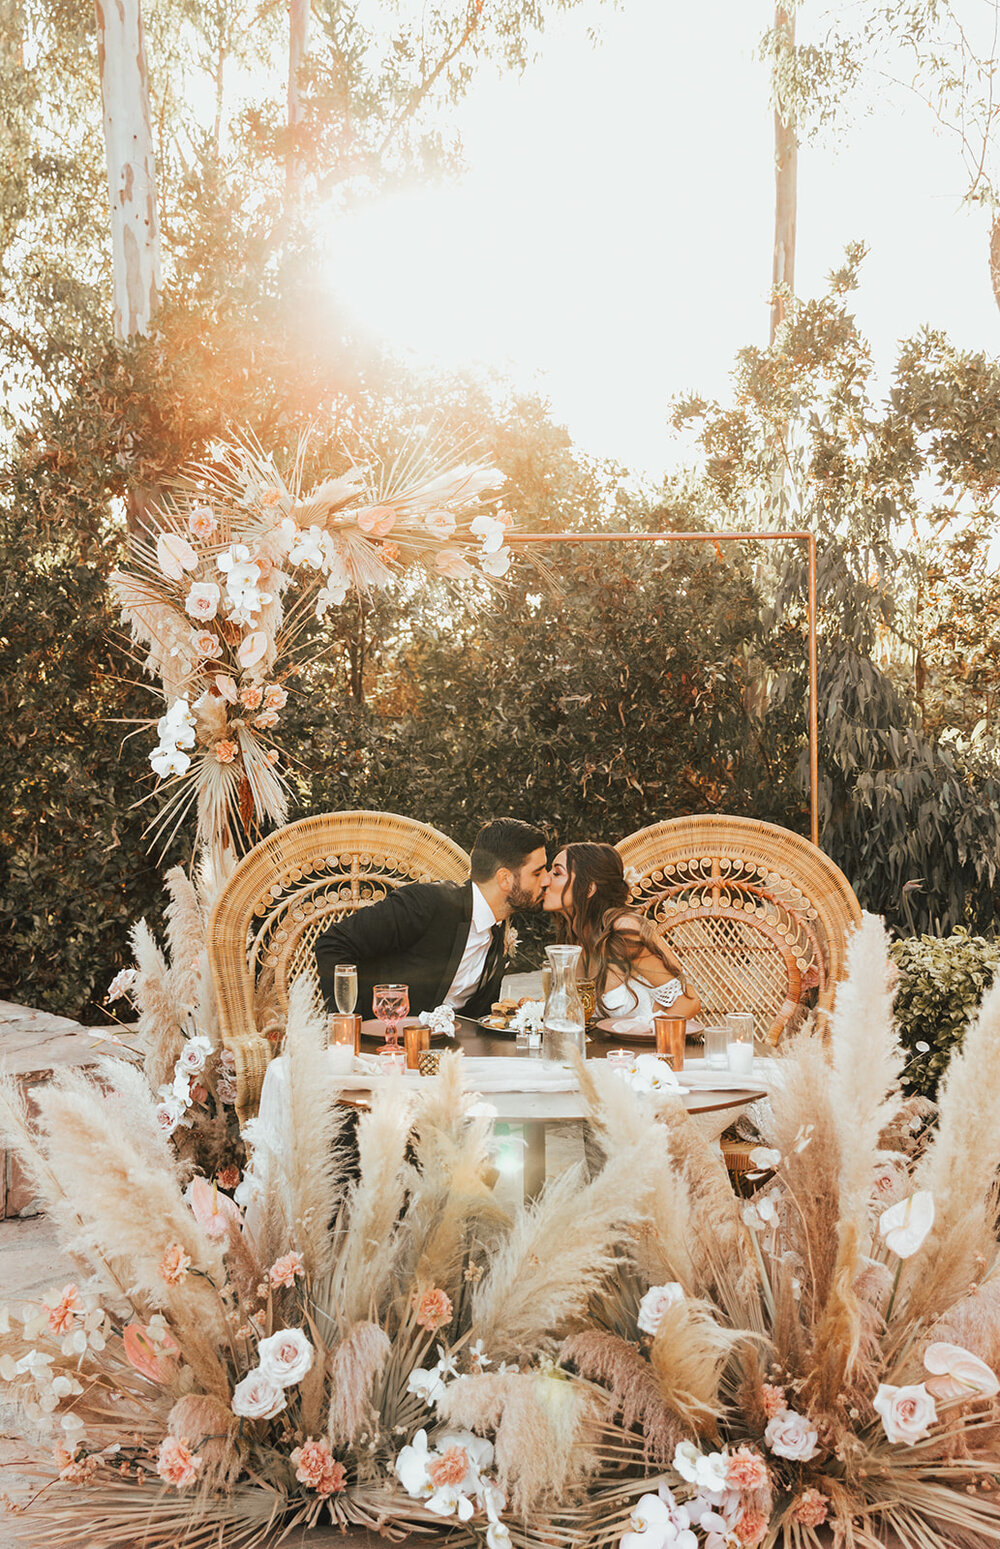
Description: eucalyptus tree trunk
xmin=287 ymin=0 xmax=310 ymax=198
xmin=770 ymin=5 xmax=797 ymax=343
xmin=94 ymin=0 xmax=161 ymax=339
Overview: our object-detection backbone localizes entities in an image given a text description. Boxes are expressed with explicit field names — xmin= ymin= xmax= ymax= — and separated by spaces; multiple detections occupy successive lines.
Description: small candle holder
xmin=404 ymin=1023 xmax=430 ymax=1069
xmin=606 ymin=1048 xmax=633 ymax=1072
xmin=377 ymin=1047 xmax=407 ymax=1076
xmin=418 ymin=1049 xmax=441 ymax=1078
xmin=653 ymin=1015 xmax=686 ymax=1072
xmin=578 ymin=979 xmax=597 ymax=1022
xmin=725 ymin=1012 xmax=755 ymax=1077
xmin=327 ymin=1013 xmax=362 ymax=1054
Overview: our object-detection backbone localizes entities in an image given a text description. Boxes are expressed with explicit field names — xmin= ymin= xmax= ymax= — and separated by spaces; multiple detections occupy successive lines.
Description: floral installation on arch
xmin=2 ymin=917 xmax=1000 ymax=1549
xmin=110 ymin=429 xmax=511 ymax=863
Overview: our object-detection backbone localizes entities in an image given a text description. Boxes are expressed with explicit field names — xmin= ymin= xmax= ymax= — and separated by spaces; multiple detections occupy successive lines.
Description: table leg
xmin=521 ymin=1120 xmax=546 ymax=1203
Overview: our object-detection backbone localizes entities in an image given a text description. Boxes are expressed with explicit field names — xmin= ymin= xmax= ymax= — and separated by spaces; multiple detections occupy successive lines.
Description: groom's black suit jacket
xmin=314 ymin=880 xmax=506 ymax=1020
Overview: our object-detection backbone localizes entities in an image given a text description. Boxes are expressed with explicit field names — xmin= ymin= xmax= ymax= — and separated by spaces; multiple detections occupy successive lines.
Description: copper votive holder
xmin=327 ymin=1014 xmax=361 ymax=1054
xmin=418 ymin=1049 xmax=441 ymax=1078
xmin=653 ymin=1015 xmax=686 ymax=1072
xmin=404 ymin=1023 xmax=430 ymax=1070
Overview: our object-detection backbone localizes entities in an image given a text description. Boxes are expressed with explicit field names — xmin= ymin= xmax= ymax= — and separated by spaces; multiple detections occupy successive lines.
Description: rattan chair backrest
xmin=207 ymin=811 xmax=471 ymax=1058
xmin=615 ymin=816 xmax=862 ymax=1044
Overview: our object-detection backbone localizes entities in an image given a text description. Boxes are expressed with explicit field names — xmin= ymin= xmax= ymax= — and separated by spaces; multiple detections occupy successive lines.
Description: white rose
xmin=155 ymin=1099 xmax=185 ymax=1136
xmin=764 ymin=1407 xmax=820 ymax=1461
xmin=637 ymin=1282 xmax=685 ymax=1335
xmin=873 ymin=1382 xmax=938 ymax=1445
xmin=672 ymin=1440 xmax=703 ymax=1484
xmin=177 ymin=1036 xmax=212 ymax=1075
xmin=184 ymin=581 xmax=221 ymax=621
xmin=256 ymin=1327 xmax=314 ymax=1388
xmin=231 ymin=1368 xmax=287 ymax=1420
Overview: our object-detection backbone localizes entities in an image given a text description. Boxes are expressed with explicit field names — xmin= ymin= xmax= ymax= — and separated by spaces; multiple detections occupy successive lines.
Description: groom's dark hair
xmin=470 ymin=819 xmax=546 ymax=881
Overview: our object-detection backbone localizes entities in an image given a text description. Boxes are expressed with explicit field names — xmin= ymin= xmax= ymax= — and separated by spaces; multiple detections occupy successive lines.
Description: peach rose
xmin=414 ymin=1287 xmax=453 ymax=1332
xmin=156 ymin=1435 xmax=202 ymax=1488
xmin=190 ymin=629 xmax=223 ymax=659
xmin=158 ymin=1242 xmax=192 ymax=1285
xmin=185 ymin=581 xmax=221 ymax=621
xmin=290 ymin=1436 xmax=346 ymax=1495
xmin=214 ymin=739 xmax=239 ymax=764
xmin=187 ymin=504 xmax=216 ymax=540
xmin=269 ymin=1251 xmax=305 ymax=1289
xmin=253 ymin=709 xmax=279 ymax=730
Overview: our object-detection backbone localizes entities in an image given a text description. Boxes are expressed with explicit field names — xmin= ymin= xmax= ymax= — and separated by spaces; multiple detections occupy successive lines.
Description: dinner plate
xmin=475 ymin=1017 xmax=520 ymax=1036
xmin=592 ymin=1017 xmax=705 ymax=1042
xmin=360 ymin=1017 xmax=454 ymax=1041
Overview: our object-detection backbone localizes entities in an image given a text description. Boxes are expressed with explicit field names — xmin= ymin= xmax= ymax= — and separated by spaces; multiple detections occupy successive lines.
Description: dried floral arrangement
xmin=2 ymin=917 xmax=1000 ymax=1549
xmin=110 ymin=430 xmax=511 ymax=863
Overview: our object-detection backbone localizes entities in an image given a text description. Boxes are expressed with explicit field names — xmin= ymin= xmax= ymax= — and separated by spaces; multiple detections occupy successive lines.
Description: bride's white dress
xmin=601 ymin=975 xmax=682 ymax=1020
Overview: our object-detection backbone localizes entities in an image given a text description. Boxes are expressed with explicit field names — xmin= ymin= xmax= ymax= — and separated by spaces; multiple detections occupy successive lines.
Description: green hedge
xmin=890 ymin=930 xmax=1000 ymax=1098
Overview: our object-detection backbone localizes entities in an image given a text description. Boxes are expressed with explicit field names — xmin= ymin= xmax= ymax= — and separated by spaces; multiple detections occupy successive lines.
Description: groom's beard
xmin=507 ymin=880 xmax=543 ymax=912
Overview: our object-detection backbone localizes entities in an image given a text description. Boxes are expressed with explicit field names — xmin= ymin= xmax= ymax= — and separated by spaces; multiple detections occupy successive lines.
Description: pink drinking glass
xmin=372 ymin=983 xmax=409 ymax=1052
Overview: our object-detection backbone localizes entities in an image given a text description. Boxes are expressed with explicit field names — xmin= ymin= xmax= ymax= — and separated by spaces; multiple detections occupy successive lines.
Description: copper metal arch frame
xmin=509 ymin=530 xmax=820 ymax=848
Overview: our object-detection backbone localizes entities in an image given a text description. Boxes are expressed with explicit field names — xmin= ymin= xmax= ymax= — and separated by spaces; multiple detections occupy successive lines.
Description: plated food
xmin=478 ymin=996 xmax=542 ymax=1033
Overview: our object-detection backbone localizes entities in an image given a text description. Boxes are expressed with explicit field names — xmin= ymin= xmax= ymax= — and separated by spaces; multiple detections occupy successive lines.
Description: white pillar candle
xmin=727 ymin=1041 xmax=754 ymax=1077
xmin=326 ymin=1045 xmax=356 ymax=1077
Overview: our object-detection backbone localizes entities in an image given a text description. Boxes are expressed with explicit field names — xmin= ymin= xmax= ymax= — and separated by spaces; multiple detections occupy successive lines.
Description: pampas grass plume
xmin=327 ymin=1322 xmax=392 ymax=1447
xmin=282 ymin=977 xmax=350 ymax=1276
xmin=164 ymin=866 xmax=205 ymax=1012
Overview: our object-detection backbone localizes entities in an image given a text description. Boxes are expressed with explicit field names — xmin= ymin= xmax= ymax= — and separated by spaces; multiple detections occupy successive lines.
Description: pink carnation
xmin=269 ymin=1251 xmax=305 ymax=1289
xmin=156 ymin=1435 xmax=202 ymax=1488
xmin=726 ymin=1446 xmax=769 ymax=1491
xmin=44 ymin=1284 xmax=82 ymax=1335
xmin=428 ymin=1445 xmax=469 ymax=1488
xmin=414 ymin=1287 xmax=453 ymax=1332
xmin=290 ymin=1436 xmax=346 ymax=1496
xmin=793 ymin=1489 xmax=829 ymax=1528
xmin=239 ymin=684 xmax=263 ymax=710
xmin=263 ymin=684 xmax=288 ymax=709
xmin=214 ymin=739 xmax=239 ymax=764
xmin=159 ymin=1242 xmax=192 ymax=1285
xmin=735 ymin=1508 xmax=769 ymax=1546
xmin=253 ymin=709 xmax=279 ymax=729
xmin=760 ymin=1382 xmax=786 ymax=1419
xmin=188 ymin=504 xmax=216 ymax=540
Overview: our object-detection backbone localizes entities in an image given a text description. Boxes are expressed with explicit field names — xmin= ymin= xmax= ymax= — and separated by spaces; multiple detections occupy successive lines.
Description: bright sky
xmin=325 ymin=0 xmax=1000 ymax=478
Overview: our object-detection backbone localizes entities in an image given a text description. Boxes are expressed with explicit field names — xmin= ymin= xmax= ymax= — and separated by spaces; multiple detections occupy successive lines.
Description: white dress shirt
xmin=444 ymin=884 xmax=501 ymax=1009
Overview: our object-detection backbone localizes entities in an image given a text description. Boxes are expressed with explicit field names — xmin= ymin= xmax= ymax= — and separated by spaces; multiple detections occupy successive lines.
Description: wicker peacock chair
xmin=206 ymin=811 xmax=471 ymax=1118
xmin=615 ymin=815 xmax=862 ymax=1047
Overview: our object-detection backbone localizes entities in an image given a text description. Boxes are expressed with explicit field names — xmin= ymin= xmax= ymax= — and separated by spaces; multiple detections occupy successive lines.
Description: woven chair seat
xmin=616 ymin=816 xmax=861 ymax=1045
xmin=206 ymin=812 xmax=471 ymax=1117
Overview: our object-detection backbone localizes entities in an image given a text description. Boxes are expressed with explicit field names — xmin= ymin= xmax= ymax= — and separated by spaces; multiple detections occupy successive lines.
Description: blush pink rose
xmin=764 ymin=1408 xmax=819 ymax=1462
xmin=187 ymin=504 xmax=216 ymax=540
xmin=191 ymin=629 xmax=222 ymax=659
xmin=185 ymin=582 xmax=221 ymax=621
xmin=873 ymin=1382 xmax=937 ymax=1445
xmin=257 ymin=1327 xmax=314 ymax=1387
xmin=231 ymin=1369 xmax=286 ymax=1420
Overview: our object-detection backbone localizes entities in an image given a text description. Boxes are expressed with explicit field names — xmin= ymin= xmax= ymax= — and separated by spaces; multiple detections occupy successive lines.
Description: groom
xmin=314 ymin=818 xmax=549 ymax=1020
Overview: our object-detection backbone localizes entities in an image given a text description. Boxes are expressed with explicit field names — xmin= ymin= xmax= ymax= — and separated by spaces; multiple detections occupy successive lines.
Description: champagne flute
xmin=334 ymin=963 xmax=358 ymax=1015
xmin=372 ymin=983 xmax=409 ymax=1051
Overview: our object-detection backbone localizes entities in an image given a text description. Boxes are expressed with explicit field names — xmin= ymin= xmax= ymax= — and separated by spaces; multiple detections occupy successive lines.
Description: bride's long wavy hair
xmin=554 ymin=842 xmax=684 ymax=1013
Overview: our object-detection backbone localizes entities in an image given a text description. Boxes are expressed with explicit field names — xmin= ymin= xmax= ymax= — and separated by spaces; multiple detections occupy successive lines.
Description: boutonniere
xmin=503 ymin=923 xmax=520 ymax=961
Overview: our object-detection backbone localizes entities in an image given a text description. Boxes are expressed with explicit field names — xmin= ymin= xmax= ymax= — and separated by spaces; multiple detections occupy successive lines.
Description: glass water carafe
xmin=542 ymin=944 xmax=586 ymax=1062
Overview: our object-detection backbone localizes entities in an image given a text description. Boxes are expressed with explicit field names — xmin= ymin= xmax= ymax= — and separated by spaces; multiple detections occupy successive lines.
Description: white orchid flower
xmin=481 ymin=545 xmax=512 ymax=577
xmin=878 ymin=1190 xmax=935 ymax=1258
xmin=150 ymin=745 xmax=191 ymax=779
xmin=288 ymin=525 xmax=327 ymax=570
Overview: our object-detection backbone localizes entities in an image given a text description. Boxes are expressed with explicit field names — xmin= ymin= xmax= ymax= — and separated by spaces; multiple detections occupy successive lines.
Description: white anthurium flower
xmin=156 ymin=531 xmax=199 ymax=580
xmin=237 ymin=630 xmax=268 ymax=670
xmin=878 ymin=1190 xmax=935 ymax=1258
xmin=923 ymin=1341 xmax=1000 ymax=1401
xmin=637 ymin=1282 xmax=685 ymax=1335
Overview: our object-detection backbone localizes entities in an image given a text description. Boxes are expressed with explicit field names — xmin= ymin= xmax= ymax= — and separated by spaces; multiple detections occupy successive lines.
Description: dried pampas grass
xmin=131 ymin=918 xmax=185 ymax=1092
xmin=648 ymin=1295 xmax=743 ymax=1434
xmin=281 ymin=978 xmax=350 ymax=1276
xmin=560 ymin=1330 xmax=686 ymax=1464
xmin=438 ymin=1368 xmax=605 ymax=1514
xmin=327 ymin=1321 xmax=392 ymax=1447
xmin=164 ymin=866 xmax=205 ymax=1011
xmin=326 ymin=1079 xmax=414 ymax=1326
xmin=907 ymin=976 xmax=1000 ymax=1326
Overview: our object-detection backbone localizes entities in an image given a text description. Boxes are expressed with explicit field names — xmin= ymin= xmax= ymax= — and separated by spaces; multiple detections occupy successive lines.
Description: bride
xmin=542 ymin=842 xmax=701 ymax=1021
